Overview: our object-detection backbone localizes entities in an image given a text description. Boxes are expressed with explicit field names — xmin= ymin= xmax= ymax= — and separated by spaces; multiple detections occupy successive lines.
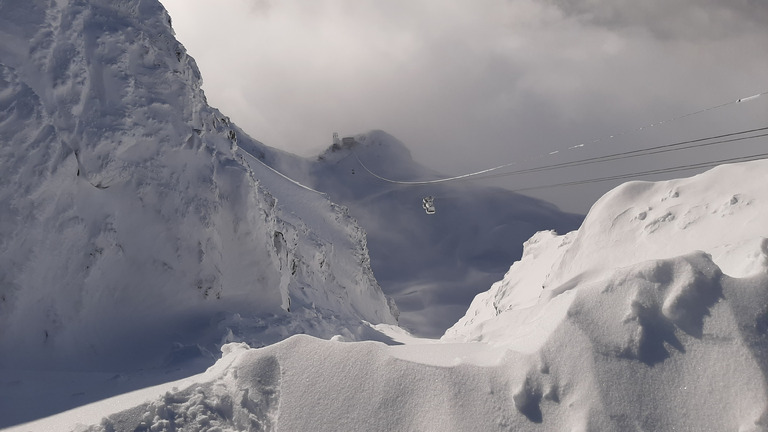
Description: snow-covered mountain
xmin=261 ymin=130 xmax=583 ymax=337
xmin=31 ymin=159 xmax=767 ymax=432
xmin=5 ymin=1 xmax=768 ymax=430
xmin=0 ymin=0 xmax=397 ymax=383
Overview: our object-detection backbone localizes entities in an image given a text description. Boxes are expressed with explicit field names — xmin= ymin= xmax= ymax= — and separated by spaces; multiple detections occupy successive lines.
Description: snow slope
xmin=446 ymin=158 xmax=768 ymax=343
xmin=265 ymin=130 xmax=583 ymax=337
xmin=0 ymin=0 xmax=397 ymax=424
xmin=17 ymin=160 xmax=768 ymax=431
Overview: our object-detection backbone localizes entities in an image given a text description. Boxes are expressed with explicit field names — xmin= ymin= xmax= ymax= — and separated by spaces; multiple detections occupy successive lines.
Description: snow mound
xmin=442 ymin=159 xmax=768 ymax=429
xmin=447 ymin=159 xmax=768 ymax=343
xmin=550 ymin=160 xmax=768 ymax=282
xmin=0 ymin=0 xmax=396 ymax=377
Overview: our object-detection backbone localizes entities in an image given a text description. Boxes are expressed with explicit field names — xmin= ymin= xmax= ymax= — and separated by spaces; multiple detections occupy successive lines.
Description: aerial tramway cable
xmin=468 ymin=127 xmax=768 ymax=182
xmin=237 ymin=148 xmax=328 ymax=196
xmin=354 ymin=90 xmax=767 ymax=186
xmin=506 ymin=151 xmax=768 ymax=193
xmin=439 ymin=131 xmax=768 ymax=212
xmin=234 ymin=89 xmax=766 ymax=216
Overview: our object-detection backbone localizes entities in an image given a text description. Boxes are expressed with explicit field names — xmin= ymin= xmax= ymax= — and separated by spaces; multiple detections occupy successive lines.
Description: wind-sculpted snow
xmin=447 ymin=160 xmax=768 ymax=342
xmin=441 ymin=159 xmax=768 ymax=429
xmin=548 ymin=160 xmax=768 ymax=284
xmin=0 ymin=0 xmax=396 ymax=383
xmin=86 ymin=343 xmax=283 ymax=432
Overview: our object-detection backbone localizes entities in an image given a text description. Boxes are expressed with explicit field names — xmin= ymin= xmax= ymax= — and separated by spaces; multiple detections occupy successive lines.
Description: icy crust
xmin=0 ymin=0 xmax=396 ymax=372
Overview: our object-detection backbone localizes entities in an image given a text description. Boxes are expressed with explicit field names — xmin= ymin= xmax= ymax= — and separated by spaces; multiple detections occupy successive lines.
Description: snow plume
xmin=0 ymin=0 xmax=396 ymax=375
xmin=45 ymin=159 xmax=768 ymax=432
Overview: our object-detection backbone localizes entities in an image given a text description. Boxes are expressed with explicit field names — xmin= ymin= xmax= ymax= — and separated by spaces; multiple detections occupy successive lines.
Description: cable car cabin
xmin=422 ymin=196 xmax=436 ymax=215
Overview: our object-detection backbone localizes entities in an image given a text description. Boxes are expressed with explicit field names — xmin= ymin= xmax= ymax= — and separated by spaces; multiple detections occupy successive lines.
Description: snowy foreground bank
xmin=12 ymin=160 xmax=768 ymax=431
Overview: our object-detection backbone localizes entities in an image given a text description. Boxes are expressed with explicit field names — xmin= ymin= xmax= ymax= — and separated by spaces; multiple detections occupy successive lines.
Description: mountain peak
xmin=0 ymin=0 xmax=397 ymax=374
xmin=320 ymin=130 xmax=413 ymax=164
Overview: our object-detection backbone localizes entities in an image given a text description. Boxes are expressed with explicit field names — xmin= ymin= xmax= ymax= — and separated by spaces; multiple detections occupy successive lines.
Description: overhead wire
xmin=469 ymin=127 xmax=768 ymax=182
xmin=353 ymin=90 xmax=767 ymax=185
xmin=506 ymin=152 xmax=768 ymax=193
xmin=236 ymin=147 xmax=328 ymax=196
xmin=409 ymin=127 xmax=768 ymax=202
xmin=232 ymin=89 xmax=766 ymax=200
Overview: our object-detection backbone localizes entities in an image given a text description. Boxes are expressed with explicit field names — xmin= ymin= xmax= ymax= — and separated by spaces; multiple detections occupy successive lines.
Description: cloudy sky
xmin=160 ymin=0 xmax=767 ymax=213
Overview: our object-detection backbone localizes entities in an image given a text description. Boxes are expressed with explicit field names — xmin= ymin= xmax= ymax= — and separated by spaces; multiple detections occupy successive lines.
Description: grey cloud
xmin=161 ymin=0 xmax=768 ymax=214
xmin=548 ymin=0 xmax=768 ymax=40
xmin=246 ymin=0 xmax=271 ymax=15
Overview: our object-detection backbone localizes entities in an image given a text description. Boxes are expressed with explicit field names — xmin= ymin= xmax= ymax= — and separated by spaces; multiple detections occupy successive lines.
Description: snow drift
xmin=0 ymin=0 xmax=397 ymax=377
xmin=24 ymin=160 xmax=768 ymax=431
